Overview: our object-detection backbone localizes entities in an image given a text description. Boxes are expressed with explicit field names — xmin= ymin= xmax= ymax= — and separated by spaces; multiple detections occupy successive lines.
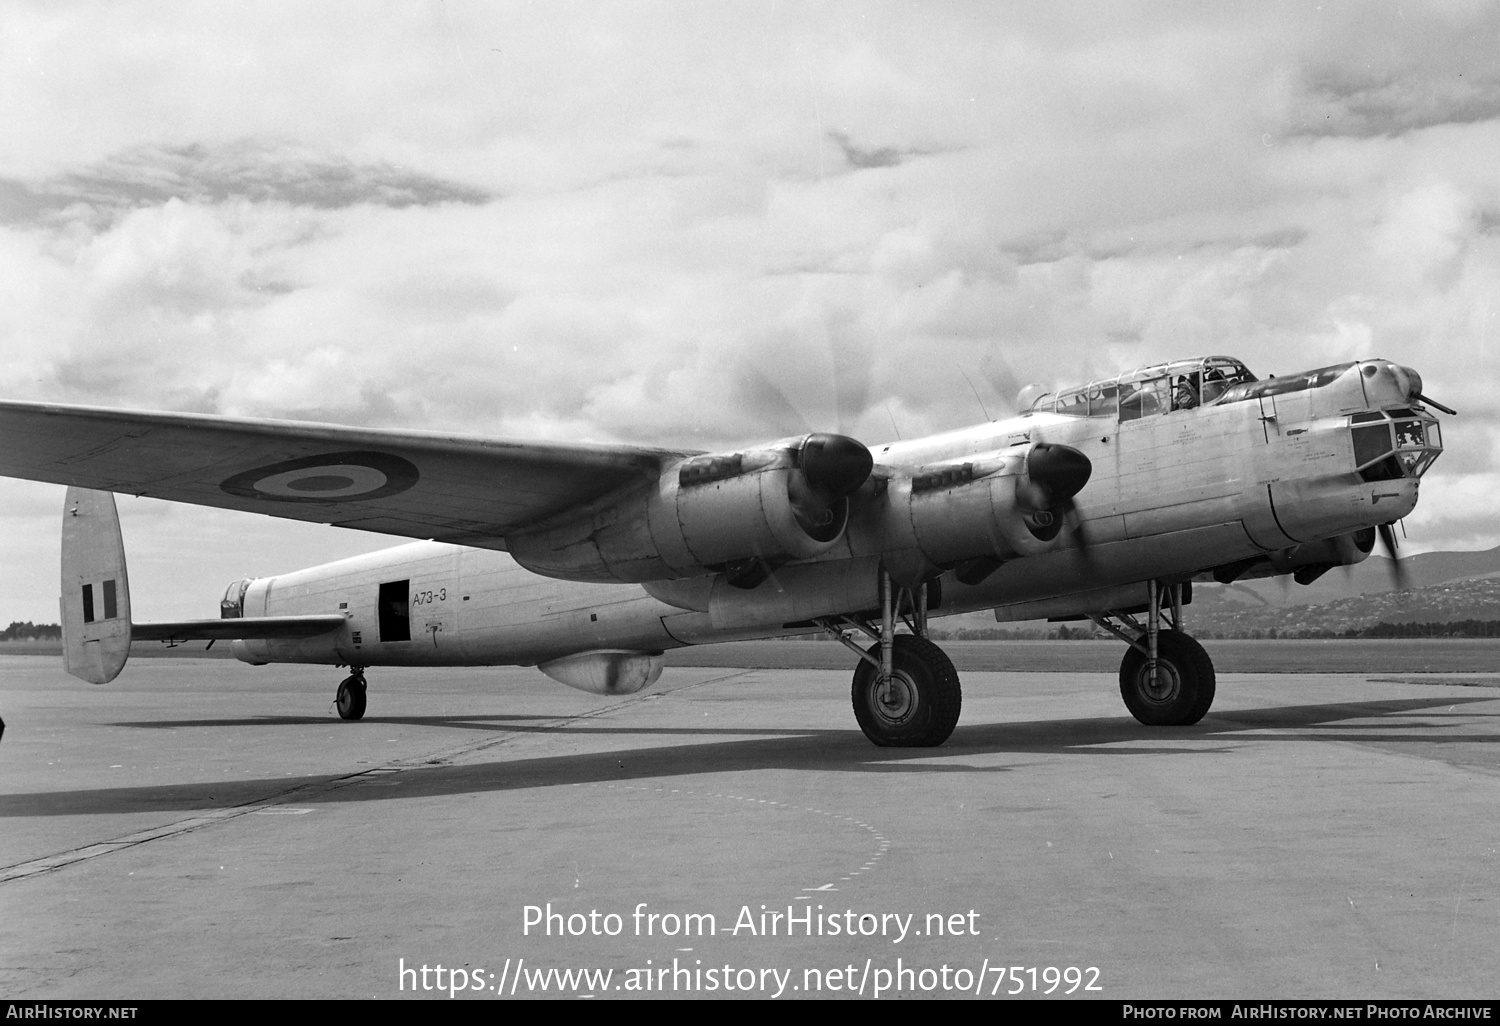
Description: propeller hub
xmin=1026 ymin=442 xmax=1092 ymax=503
xmin=798 ymin=433 xmax=873 ymax=498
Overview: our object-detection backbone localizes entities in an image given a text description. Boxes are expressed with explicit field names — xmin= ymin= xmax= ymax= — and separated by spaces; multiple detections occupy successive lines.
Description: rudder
xmin=60 ymin=487 xmax=132 ymax=684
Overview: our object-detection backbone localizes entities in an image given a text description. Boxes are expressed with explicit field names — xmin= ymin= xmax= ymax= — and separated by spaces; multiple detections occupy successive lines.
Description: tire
xmin=1118 ymin=630 xmax=1215 ymax=726
xmin=851 ymin=635 xmax=962 ymax=747
xmin=336 ymin=676 xmax=367 ymax=721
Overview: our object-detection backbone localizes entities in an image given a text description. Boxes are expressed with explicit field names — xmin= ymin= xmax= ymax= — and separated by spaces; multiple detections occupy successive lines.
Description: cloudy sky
xmin=2 ymin=1 xmax=1498 ymax=622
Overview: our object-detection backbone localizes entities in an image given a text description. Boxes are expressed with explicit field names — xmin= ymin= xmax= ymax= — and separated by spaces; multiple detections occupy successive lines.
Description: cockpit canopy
xmin=1025 ymin=356 xmax=1257 ymax=420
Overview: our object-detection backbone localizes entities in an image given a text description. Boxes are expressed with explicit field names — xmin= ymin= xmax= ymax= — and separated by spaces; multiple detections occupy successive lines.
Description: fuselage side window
xmin=1090 ymin=382 xmax=1119 ymax=418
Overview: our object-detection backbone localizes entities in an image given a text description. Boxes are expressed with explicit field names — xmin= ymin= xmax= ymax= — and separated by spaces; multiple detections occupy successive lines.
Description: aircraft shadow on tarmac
xmin=1 ymin=694 xmax=1492 ymax=820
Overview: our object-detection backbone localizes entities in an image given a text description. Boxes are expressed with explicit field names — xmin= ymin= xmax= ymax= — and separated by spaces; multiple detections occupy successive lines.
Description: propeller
xmin=787 ymin=432 xmax=873 ymax=538
xmin=1377 ymin=522 xmax=1409 ymax=591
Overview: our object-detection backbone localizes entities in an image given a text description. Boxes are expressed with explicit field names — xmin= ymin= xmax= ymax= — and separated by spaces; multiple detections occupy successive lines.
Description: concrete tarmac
xmin=1 ymin=653 xmax=1496 ymax=1000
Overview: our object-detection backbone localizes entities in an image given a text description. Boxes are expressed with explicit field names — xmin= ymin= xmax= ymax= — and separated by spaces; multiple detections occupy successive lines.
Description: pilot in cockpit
xmin=1199 ymin=366 xmax=1229 ymax=404
xmin=1173 ymin=375 xmax=1200 ymax=411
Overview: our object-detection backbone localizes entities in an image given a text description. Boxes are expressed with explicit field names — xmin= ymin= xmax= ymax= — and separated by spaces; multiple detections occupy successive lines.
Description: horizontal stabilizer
xmin=132 ymin=615 xmax=346 ymax=644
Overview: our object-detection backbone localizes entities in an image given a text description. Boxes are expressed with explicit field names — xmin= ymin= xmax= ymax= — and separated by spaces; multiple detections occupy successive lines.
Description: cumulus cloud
xmin=2 ymin=2 xmax=1499 ymax=619
xmin=0 ymin=141 xmax=491 ymax=229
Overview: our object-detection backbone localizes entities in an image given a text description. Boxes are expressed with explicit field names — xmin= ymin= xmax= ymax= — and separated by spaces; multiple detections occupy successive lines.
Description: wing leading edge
xmin=0 ymin=401 xmax=691 ymax=548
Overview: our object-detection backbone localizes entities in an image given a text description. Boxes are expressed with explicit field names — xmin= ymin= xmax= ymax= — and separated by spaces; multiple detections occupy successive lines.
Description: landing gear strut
xmin=336 ymin=668 xmax=367 ymax=721
xmin=1091 ymin=581 xmax=1215 ymax=725
xmin=820 ymin=571 xmax=961 ymax=747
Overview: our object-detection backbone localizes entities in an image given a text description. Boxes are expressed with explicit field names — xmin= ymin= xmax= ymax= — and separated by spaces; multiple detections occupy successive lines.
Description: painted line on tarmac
xmin=583 ymin=779 xmax=889 ymax=898
xmin=0 ymin=669 xmax=754 ymax=885
xmin=1369 ymin=676 xmax=1500 ymax=689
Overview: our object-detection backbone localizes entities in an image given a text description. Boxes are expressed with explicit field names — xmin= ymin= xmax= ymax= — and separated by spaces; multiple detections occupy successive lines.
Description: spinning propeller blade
xmin=1377 ymin=523 xmax=1409 ymax=591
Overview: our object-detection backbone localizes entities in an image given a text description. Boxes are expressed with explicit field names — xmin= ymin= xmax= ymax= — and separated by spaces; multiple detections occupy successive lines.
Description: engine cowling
xmin=881 ymin=442 xmax=1092 ymax=582
xmin=508 ymin=433 xmax=873 ymax=583
xmin=1212 ymin=528 xmax=1376 ymax=586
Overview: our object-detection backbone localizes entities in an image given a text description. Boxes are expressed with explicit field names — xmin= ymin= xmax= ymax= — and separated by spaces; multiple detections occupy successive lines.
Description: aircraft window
xmin=1423 ymin=419 xmax=1441 ymax=450
xmin=1171 ymin=374 xmax=1201 ymax=411
xmin=1119 ymin=377 xmax=1168 ymax=421
xmin=1352 ymin=423 xmax=1394 ymax=468
xmin=1023 ymin=391 xmax=1056 ymax=414
xmin=1402 ymin=450 xmax=1439 ymax=477
xmin=1394 ymin=420 xmax=1426 ymax=448
xmin=1053 ymin=388 xmax=1092 ymax=417
xmin=221 ymin=578 xmax=250 ymax=618
xmin=1360 ymin=455 xmax=1405 ymax=482
xmin=1351 ymin=413 xmax=1441 ymax=482
xmin=1199 ymin=358 xmax=1256 ymax=404
xmin=1200 ymin=371 xmax=1229 ymax=404
xmin=1090 ymin=383 xmax=1119 ymax=417
xmin=1392 ymin=418 xmax=1441 ymax=478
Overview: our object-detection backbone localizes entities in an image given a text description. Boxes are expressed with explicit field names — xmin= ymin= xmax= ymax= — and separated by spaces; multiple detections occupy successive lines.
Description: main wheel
xmin=336 ymin=675 xmax=367 ymax=721
xmin=1118 ymin=630 xmax=1215 ymax=726
xmin=852 ymin=634 xmax=961 ymax=747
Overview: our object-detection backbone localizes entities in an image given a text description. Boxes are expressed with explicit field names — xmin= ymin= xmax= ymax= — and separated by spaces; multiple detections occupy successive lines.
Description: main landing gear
xmin=819 ymin=571 xmax=961 ymax=747
xmin=336 ymin=668 xmax=367 ymax=721
xmin=1090 ymin=581 xmax=1215 ymax=726
xmin=819 ymin=572 xmax=1212 ymax=740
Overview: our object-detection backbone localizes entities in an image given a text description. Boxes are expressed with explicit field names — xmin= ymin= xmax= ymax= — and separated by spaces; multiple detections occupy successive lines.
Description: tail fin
xmin=60 ymin=487 xmax=132 ymax=684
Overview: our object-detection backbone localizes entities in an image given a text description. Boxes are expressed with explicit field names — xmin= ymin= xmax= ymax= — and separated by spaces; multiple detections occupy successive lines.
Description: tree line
xmin=1 ymin=621 xmax=62 ymax=641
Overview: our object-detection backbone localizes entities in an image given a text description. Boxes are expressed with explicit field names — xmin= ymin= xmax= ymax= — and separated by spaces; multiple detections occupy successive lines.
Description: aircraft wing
xmin=0 ymin=401 xmax=691 ymax=548
xmin=132 ymin=616 xmax=347 ymax=644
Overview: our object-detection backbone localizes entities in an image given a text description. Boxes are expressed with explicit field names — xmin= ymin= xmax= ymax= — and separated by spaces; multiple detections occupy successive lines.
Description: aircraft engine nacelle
xmin=1267 ymin=528 xmax=1377 ymax=585
xmin=508 ymin=433 xmax=874 ymax=583
xmin=1212 ymin=528 xmax=1376 ymax=586
xmin=882 ymin=443 xmax=1092 ymax=582
xmin=538 ymin=649 xmax=665 ymax=695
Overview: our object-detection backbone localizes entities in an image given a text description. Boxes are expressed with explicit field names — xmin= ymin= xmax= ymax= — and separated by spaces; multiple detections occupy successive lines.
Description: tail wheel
xmin=336 ymin=675 xmax=367 ymax=721
xmin=852 ymin=634 xmax=962 ymax=747
xmin=1118 ymin=630 xmax=1215 ymax=726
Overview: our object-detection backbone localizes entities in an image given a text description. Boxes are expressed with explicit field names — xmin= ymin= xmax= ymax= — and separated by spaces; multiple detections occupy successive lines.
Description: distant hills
xmin=930 ymin=545 xmax=1500 ymax=640
xmin=1182 ymin=544 xmax=1500 ymax=638
xmin=1210 ymin=543 xmax=1500 ymax=607
xmin=1192 ymin=576 xmax=1500 ymax=637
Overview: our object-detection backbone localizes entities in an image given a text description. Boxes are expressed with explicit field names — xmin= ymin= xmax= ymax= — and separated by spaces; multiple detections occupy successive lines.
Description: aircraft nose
xmin=1027 ymin=442 xmax=1092 ymax=502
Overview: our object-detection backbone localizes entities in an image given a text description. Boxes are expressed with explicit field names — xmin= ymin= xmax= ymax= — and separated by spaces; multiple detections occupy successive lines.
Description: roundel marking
xmin=220 ymin=451 xmax=420 ymax=503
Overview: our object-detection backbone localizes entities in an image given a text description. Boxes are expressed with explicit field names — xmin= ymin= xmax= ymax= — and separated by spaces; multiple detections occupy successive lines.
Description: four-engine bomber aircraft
xmin=0 ymin=355 xmax=1451 ymax=746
